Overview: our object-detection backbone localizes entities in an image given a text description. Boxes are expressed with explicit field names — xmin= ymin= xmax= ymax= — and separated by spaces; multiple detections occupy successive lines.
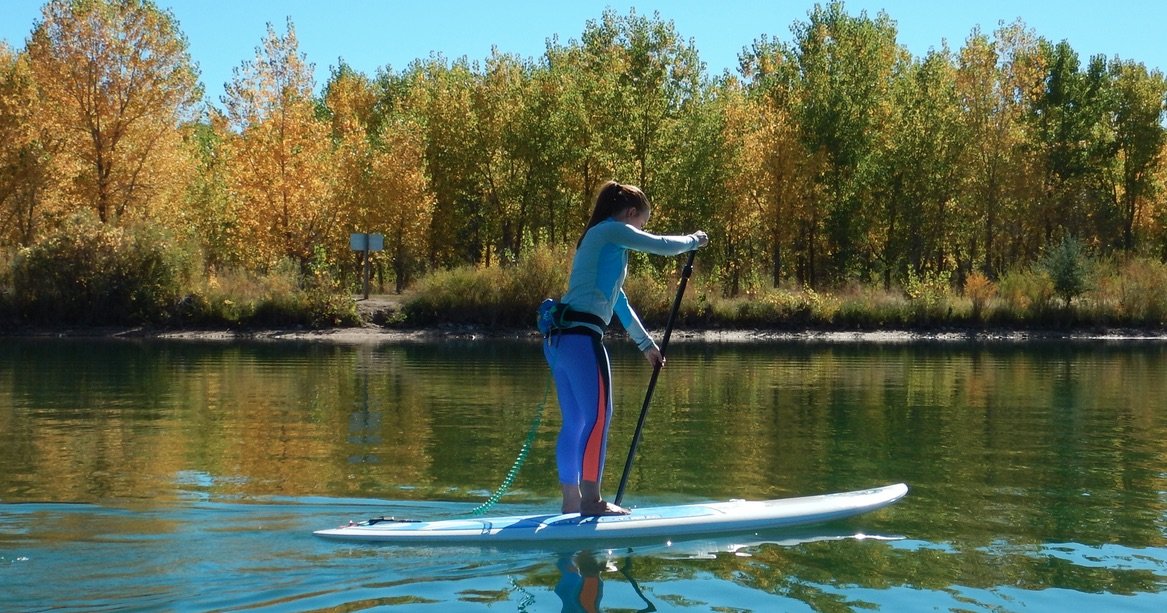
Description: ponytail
xmin=578 ymin=181 xmax=651 ymax=246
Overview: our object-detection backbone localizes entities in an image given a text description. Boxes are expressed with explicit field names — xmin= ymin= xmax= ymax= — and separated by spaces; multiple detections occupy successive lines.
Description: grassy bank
xmin=0 ymin=214 xmax=359 ymax=330
xmin=3 ymin=223 xmax=1166 ymax=334
xmin=396 ymin=245 xmax=1167 ymax=334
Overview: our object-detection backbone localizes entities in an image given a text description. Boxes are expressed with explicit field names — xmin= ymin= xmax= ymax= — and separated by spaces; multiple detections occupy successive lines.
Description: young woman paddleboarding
xmin=544 ymin=181 xmax=708 ymax=516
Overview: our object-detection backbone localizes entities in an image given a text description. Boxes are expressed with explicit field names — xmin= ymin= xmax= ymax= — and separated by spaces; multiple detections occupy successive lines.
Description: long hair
xmin=577 ymin=181 xmax=651 ymax=247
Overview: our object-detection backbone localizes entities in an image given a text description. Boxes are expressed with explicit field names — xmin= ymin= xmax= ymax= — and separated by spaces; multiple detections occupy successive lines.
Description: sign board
xmin=350 ymin=233 xmax=384 ymax=299
xmin=350 ymin=233 xmax=384 ymax=252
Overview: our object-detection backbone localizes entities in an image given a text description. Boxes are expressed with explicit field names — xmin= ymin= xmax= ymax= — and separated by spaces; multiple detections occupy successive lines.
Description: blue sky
xmin=3 ymin=0 xmax=1165 ymax=105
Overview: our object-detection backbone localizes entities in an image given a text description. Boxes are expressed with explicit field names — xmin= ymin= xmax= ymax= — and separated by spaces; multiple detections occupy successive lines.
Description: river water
xmin=1 ymin=336 xmax=1165 ymax=611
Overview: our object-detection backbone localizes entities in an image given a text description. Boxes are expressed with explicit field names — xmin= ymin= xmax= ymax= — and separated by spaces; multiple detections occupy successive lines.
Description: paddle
xmin=614 ymin=248 xmax=696 ymax=506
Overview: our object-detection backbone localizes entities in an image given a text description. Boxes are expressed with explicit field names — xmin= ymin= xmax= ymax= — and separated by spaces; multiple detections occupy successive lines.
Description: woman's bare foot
xmin=580 ymin=500 xmax=631 ymax=517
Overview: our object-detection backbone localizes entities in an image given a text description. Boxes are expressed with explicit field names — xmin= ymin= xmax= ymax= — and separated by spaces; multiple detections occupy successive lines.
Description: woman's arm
xmin=604 ymin=222 xmax=702 ymax=256
xmin=613 ymin=289 xmax=655 ymax=352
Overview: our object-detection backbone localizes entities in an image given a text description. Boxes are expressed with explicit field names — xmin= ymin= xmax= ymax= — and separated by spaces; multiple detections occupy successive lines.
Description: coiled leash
xmin=468 ymin=338 xmax=556 ymax=516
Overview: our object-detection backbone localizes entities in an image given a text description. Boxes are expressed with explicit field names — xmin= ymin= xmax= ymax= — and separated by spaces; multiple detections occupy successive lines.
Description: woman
xmin=545 ymin=181 xmax=708 ymax=516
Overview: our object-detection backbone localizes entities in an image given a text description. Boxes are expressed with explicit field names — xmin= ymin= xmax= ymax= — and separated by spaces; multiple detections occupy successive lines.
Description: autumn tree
xmin=0 ymin=43 xmax=59 ymax=247
xmin=955 ymin=22 xmax=1046 ymax=277
xmin=222 ymin=19 xmax=335 ymax=270
xmin=739 ymin=35 xmax=824 ymax=288
xmin=25 ymin=0 xmax=200 ymax=224
xmin=711 ymin=77 xmax=768 ymax=295
xmin=369 ymin=118 xmax=433 ymax=292
xmin=325 ymin=64 xmax=432 ymax=291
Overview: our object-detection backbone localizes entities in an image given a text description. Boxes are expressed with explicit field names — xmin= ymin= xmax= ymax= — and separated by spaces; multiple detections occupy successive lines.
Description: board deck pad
xmin=314 ymin=483 xmax=908 ymax=544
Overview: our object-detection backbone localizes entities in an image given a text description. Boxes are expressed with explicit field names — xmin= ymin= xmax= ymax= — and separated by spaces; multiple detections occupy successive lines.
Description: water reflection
xmin=556 ymin=551 xmax=609 ymax=612
xmin=2 ymin=337 xmax=1166 ymax=611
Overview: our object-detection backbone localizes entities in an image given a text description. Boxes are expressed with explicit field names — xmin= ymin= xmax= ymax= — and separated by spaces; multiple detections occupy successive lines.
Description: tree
xmin=325 ymin=64 xmax=432 ymax=291
xmin=1042 ymin=235 xmax=1089 ymax=308
xmin=25 ymin=0 xmax=200 ymax=224
xmin=1100 ymin=60 xmax=1167 ymax=252
xmin=545 ymin=8 xmax=706 ymax=230
xmin=955 ymin=22 xmax=1046 ymax=277
xmin=0 ymin=43 xmax=59 ymax=246
xmin=180 ymin=113 xmax=235 ymax=268
xmin=712 ymin=76 xmax=769 ymax=295
xmin=222 ymin=19 xmax=335 ymax=269
xmin=879 ymin=46 xmax=968 ymax=287
xmin=368 ymin=117 xmax=433 ymax=292
xmin=788 ymin=1 xmax=903 ymax=285
xmin=1029 ymin=41 xmax=1098 ymax=246
xmin=738 ymin=34 xmax=824 ymax=288
xmin=469 ymin=50 xmax=532 ymax=263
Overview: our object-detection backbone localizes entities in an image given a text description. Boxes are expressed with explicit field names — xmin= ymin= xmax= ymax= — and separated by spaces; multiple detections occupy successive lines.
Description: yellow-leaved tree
xmin=325 ymin=65 xmax=433 ymax=292
xmin=25 ymin=0 xmax=200 ymax=225
xmin=368 ymin=117 xmax=433 ymax=292
xmin=222 ymin=18 xmax=334 ymax=270
xmin=0 ymin=43 xmax=60 ymax=246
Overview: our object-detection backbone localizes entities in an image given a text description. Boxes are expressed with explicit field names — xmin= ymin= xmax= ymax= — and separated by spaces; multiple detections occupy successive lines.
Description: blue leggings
xmin=544 ymin=331 xmax=612 ymax=486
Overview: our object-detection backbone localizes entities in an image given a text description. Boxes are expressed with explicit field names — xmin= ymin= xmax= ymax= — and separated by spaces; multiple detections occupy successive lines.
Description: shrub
xmin=11 ymin=213 xmax=197 ymax=324
xmin=0 ymin=248 xmax=15 ymax=322
xmin=621 ymin=271 xmax=670 ymax=324
xmin=998 ymin=267 xmax=1054 ymax=319
xmin=1117 ymin=257 xmax=1167 ymax=324
xmin=494 ymin=244 xmax=570 ymax=325
xmin=903 ymin=269 xmax=952 ymax=322
xmin=402 ymin=249 xmax=568 ymax=328
xmin=834 ymin=285 xmax=910 ymax=328
xmin=181 ymin=259 xmax=358 ymax=328
xmin=1042 ymin=236 xmax=1090 ymax=308
xmin=963 ymin=271 xmax=997 ymax=321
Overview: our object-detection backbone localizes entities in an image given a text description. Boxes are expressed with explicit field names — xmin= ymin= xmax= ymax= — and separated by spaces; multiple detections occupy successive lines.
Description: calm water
xmin=1 ymin=336 xmax=1165 ymax=612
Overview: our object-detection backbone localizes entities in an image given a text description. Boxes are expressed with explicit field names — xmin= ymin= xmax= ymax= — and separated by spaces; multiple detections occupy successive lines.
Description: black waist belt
xmin=563 ymin=308 xmax=607 ymax=331
xmin=550 ymin=326 xmax=602 ymax=340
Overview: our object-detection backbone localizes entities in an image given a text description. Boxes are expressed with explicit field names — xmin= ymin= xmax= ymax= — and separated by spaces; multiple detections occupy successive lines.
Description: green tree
xmin=788 ymin=1 xmax=903 ymax=285
xmin=1099 ymin=60 xmax=1167 ymax=252
xmin=879 ymin=46 xmax=968 ymax=287
xmin=180 ymin=114 xmax=235 ymax=268
xmin=1029 ymin=41 xmax=1099 ymax=247
xmin=402 ymin=55 xmax=483 ymax=266
xmin=546 ymin=9 xmax=706 ymax=225
xmin=1042 ymin=235 xmax=1089 ymax=308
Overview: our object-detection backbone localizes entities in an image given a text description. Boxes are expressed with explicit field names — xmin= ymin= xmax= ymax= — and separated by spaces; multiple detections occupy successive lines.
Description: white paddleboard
xmin=314 ymin=483 xmax=908 ymax=544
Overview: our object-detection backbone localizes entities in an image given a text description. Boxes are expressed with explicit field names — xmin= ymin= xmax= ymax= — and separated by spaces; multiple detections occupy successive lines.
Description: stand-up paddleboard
xmin=314 ymin=483 xmax=907 ymax=544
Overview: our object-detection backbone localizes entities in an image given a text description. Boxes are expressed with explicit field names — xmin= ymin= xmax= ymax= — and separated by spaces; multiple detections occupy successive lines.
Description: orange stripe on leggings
xmin=581 ymin=363 xmax=607 ymax=482
xmin=579 ymin=576 xmax=600 ymax=612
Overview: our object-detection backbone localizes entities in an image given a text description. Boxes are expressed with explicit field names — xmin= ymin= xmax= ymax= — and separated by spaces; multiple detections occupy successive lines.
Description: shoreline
xmin=5 ymin=323 xmax=1167 ymax=344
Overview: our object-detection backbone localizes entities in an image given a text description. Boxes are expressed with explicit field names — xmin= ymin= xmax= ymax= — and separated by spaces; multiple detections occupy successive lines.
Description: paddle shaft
xmin=614 ymin=249 xmax=696 ymax=506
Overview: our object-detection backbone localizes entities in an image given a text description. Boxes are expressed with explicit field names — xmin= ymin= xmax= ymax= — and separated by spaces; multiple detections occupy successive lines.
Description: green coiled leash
xmin=468 ymin=340 xmax=555 ymax=516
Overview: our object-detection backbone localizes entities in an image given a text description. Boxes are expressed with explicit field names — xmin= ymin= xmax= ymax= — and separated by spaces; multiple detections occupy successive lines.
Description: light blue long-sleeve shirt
xmin=560 ymin=218 xmax=701 ymax=351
